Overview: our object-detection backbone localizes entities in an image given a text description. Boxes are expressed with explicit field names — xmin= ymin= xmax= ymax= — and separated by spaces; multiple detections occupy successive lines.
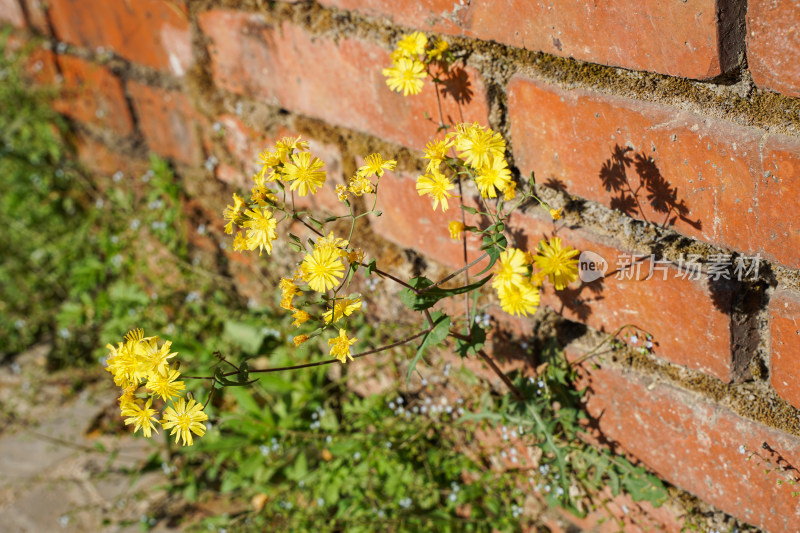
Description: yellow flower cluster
xmin=382 ymin=31 xmax=449 ymax=97
xmin=493 ymin=237 xmax=580 ymax=316
xmin=417 ymin=123 xmax=514 ymax=211
xmin=339 ymin=153 xmax=397 ymax=203
xmin=105 ymin=329 xmax=208 ymax=446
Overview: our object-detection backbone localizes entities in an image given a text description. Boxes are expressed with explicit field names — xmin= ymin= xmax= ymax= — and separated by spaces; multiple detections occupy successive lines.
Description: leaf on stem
xmin=406 ymin=311 xmax=450 ymax=386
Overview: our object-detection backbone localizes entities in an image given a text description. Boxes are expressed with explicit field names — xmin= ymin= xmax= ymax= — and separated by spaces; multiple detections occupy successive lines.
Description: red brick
xmin=198 ymin=13 xmax=489 ymax=150
xmin=48 ymin=0 xmax=193 ymax=75
xmin=770 ymin=289 xmax=800 ymax=409
xmin=508 ymin=76 xmax=761 ymax=257
xmin=74 ymin=133 xmax=148 ymax=178
xmin=758 ymin=135 xmax=800 ymax=269
xmin=53 ymin=55 xmax=134 ymax=135
xmin=504 ymin=208 xmax=739 ymax=382
xmin=747 ymin=0 xmax=800 ymax=98
xmin=321 ymin=0 xmax=740 ymax=79
xmin=566 ymin=350 xmax=800 ymax=531
xmin=19 ymin=0 xmax=49 ymax=34
xmin=0 ymin=0 xmax=25 ymax=28
xmin=127 ymin=81 xmax=205 ymax=165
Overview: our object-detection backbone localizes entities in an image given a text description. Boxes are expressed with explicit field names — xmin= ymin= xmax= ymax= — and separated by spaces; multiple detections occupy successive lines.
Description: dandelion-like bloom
xmin=233 ymin=231 xmax=248 ymax=252
xmin=243 ymin=207 xmax=278 ymax=256
xmin=474 ymin=156 xmax=512 ymax=199
xmin=138 ymin=336 xmax=177 ymax=378
xmin=448 ymin=221 xmax=465 ymax=240
xmin=550 ymin=208 xmax=563 ymax=220
xmin=329 ymin=329 xmax=357 ymax=363
xmin=492 ymin=248 xmax=530 ymax=290
xmin=416 ymin=169 xmax=456 ymax=211
xmin=533 ymin=237 xmax=580 ymax=290
xmin=383 ymin=57 xmax=426 ymax=96
xmin=146 ymin=369 xmax=185 ymax=402
xmin=301 ymin=245 xmax=345 ymax=293
xmin=397 ymin=31 xmax=428 ymax=57
xmin=503 ymin=181 xmax=517 ymax=201
xmin=454 ymin=123 xmax=506 ymax=169
xmin=121 ymin=398 xmax=159 ymax=438
xmin=161 ymin=397 xmax=209 ymax=447
xmin=349 ymin=173 xmax=374 ymax=196
xmin=427 ymin=39 xmax=449 ymax=61
xmin=291 ymin=309 xmax=311 ymax=327
xmin=423 ymin=138 xmax=452 ymax=172
xmin=316 ymin=232 xmax=349 ymax=256
xmin=223 ymin=193 xmax=245 ymax=235
xmin=323 ymin=296 xmax=362 ymax=324
xmin=497 ymin=280 xmax=540 ymax=317
xmin=336 ymin=184 xmax=349 ymax=202
xmin=283 ymin=151 xmax=326 ymax=196
xmin=359 ymin=153 xmax=397 ymax=178
xmin=274 ymin=136 xmax=308 ymax=162
xmin=293 ymin=335 xmax=310 ymax=347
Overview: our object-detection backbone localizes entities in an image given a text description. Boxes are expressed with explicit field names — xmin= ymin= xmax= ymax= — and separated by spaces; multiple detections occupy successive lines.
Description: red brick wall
xmin=6 ymin=0 xmax=800 ymax=530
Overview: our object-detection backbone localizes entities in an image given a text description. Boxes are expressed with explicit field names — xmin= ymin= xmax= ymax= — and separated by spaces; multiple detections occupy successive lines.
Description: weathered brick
xmin=0 ymin=0 xmax=25 ymax=28
xmin=127 ymin=81 xmax=205 ymax=165
xmin=747 ymin=0 xmax=800 ymax=98
xmin=758 ymin=135 xmax=800 ymax=269
xmin=508 ymin=76 xmax=761 ymax=258
xmin=769 ymin=289 xmax=800 ymax=410
xmin=198 ymin=13 xmax=489 ymax=150
xmin=19 ymin=0 xmax=49 ymax=34
xmin=74 ymin=133 xmax=147 ymax=178
xmin=48 ymin=0 xmax=193 ymax=75
xmin=566 ymin=347 xmax=800 ymax=531
xmin=504 ymin=208 xmax=739 ymax=382
xmin=321 ymin=0 xmax=742 ymax=79
xmin=54 ymin=55 xmax=134 ymax=135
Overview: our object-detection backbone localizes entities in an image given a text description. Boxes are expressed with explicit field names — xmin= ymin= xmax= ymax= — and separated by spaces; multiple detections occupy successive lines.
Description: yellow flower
xmin=258 ymin=150 xmax=282 ymax=168
xmin=348 ymin=173 xmax=375 ymax=196
xmin=397 ymin=31 xmax=428 ymax=57
xmin=454 ymin=123 xmax=506 ymax=169
xmin=336 ymin=184 xmax=349 ymax=202
xmin=280 ymin=277 xmax=300 ymax=298
xmin=550 ymin=207 xmax=563 ymax=220
xmin=301 ymin=245 xmax=345 ymax=293
xmin=423 ymin=138 xmax=452 ymax=172
xmin=161 ymin=397 xmax=209 ymax=446
xmin=427 ymin=39 xmax=449 ymax=61
xmin=146 ymin=368 xmax=185 ymax=402
xmin=293 ymin=335 xmax=310 ymax=347
xmin=283 ymin=151 xmax=326 ymax=196
xmin=137 ymin=336 xmax=178 ymax=379
xmin=416 ymin=169 xmax=456 ymax=211
xmin=243 ymin=207 xmax=278 ymax=256
xmin=474 ymin=155 xmax=512 ymax=198
xmin=359 ymin=153 xmax=397 ymax=178
xmin=223 ymin=193 xmax=245 ymax=235
xmin=348 ymin=248 xmax=365 ymax=264
xmin=275 ymin=136 xmax=308 ymax=161
xmin=121 ymin=397 xmax=159 ymax=438
xmin=448 ymin=221 xmax=465 ymax=240
xmin=291 ymin=309 xmax=311 ymax=327
xmin=233 ymin=231 xmax=248 ymax=252
xmin=323 ymin=296 xmax=362 ymax=324
xmin=497 ymin=280 xmax=540 ymax=317
xmin=316 ymin=232 xmax=349 ymax=256
xmin=533 ymin=237 xmax=580 ymax=290
xmin=503 ymin=181 xmax=517 ymax=201
xmin=492 ymin=248 xmax=530 ymax=290
xmin=383 ymin=57 xmax=426 ymax=96
xmin=328 ymin=329 xmax=357 ymax=363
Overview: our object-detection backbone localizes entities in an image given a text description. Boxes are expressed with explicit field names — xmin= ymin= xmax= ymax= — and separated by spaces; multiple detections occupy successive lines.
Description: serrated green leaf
xmin=455 ymin=324 xmax=486 ymax=358
xmin=399 ymin=276 xmax=492 ymax=311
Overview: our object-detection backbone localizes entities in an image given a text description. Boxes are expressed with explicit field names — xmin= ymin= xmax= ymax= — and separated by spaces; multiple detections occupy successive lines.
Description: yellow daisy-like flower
xmin=328 ymin=329 xmax=357 ymax=363
xmin=550 ymin=208 xmax=563 ymax=220
xmin=293 ymin=335 xmax=310 ymax=347
xmin=336 ymin=184 xmax=349 ymax=202
xmin=359 ymin=153 xmax=397 ymax=178
xmin=316 ymin=232 xmax=349 ymax=256
xmin=383 ymin=57 xmax=426 ymax=96
xmin=280 ymin=277 xmax=300 ymax=298
xmin=223 ymin=193 xmax=245 ymax=235
xmin=448 ymin=221 xmax=465 ymax=240
xmin=161 ymin=397 xmax=209 ymax=447
xmin=497 ymin=280 xmax=540 ymax=317
xmin=348 ymin=248 xmax=365 ymax=264
xmin=323 ymin=296 xmax=362 ymax=324
xmin=121 ymin=397 xmax=159 ymax=438
xmin=397 ymin=31 xmax=428 ymax=57
xmin=492 ymin=248 xmax=530 ymax=290
xmin=423 ymin=138 xmax=453 ymax=172
xmin=243 ymin=207 xmax=278 ymax=256
xmin=233 ymin=231 xmax=248 ymax=252
xmin=146 ymin=368 xmax=185 ymax=402
xmin=283 ymin=151 xmax=326 ymax=197
xmin=474 ymin=155 xmax=512 ymax=199
xmin=274 ymin=136 xmax=308 ymax=161
xmin=258 ymin=149 xmax=282 ymax=168
xmin=291 ymin=309 xmax=311 ymax=327
xmin=533 ymin=237 xmax=580 ymax=290
xmin=427 ymin=39 xmax=449 ymax=61
xmin=349 ymin=173 xmax=375 ymax=196
xmin=137 ymin=336 xmax=178 ymax=379
xmin=301 ymin=245 xmax=345 ymax=293
xmin=454 ymin=123 xmax=506 ymax=169
xmin=416 ymin=169 xmax=456 ymax=211
xmin=503 ymin=181 xmax=517 ymax=201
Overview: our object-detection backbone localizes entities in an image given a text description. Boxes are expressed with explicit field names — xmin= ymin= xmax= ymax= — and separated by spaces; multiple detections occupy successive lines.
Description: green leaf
xmin=460 ymin=205 xmax=478 ymax=214
xmin=399 ymin=276 xmax=492 ymax=311
xmin=406 ymin=312 xmax=450 ymax=385
xmin=223 ymin=320 xmax=266 ymax=354
xmin=474 ymin=234 xmax=508 ymax=276
xmin=455 ymin=324 xmax=486 ymax=358
xmin=365 ymin=259 xmax=377 ymax=276
xmin=214 ymin=367 xmax=258 ymax=388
